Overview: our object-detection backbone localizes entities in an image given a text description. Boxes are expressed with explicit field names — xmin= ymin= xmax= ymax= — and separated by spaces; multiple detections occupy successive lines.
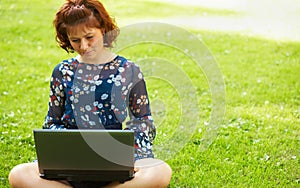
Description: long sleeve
xmin=124 ymin=63 xmax=156 ymax=160
xmin=43 ymin=64 xmax=67 ymax=129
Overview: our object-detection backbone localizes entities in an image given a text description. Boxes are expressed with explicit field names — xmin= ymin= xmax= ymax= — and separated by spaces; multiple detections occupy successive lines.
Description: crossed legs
xmin=9 ymin=158 xmax=172 ymax=188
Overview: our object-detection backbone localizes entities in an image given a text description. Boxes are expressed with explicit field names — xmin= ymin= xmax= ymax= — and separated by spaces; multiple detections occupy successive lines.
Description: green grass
xmin=1 ymin=0 xmax=299 ymax=187
xmin=101 ymin=0 xmax=240 ymax=19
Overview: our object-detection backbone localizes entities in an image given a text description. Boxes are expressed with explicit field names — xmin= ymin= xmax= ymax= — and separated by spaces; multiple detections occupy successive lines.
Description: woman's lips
xmin=82 ymin=50 xmax=93 ymax=56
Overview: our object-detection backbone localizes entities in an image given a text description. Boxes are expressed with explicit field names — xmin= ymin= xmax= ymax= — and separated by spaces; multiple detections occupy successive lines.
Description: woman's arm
xmin=109 ymin=61 xmax=171 ymax=187
xmin=126 ymin=78 xmax=156 ymax=160
xmin=43 ymin=64 xmax=66 ymax=129
xmin=122 ymin=62 xmax=156 ymax=160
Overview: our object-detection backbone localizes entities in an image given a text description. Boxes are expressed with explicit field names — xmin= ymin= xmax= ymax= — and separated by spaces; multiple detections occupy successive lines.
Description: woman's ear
xmin=101 ymin=28 xmax=105 ymax=35
xmin=102 ymin=29 xmax=109 ymax=47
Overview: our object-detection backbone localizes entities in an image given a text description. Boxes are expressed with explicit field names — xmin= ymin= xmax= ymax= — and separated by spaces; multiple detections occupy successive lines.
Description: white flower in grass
xmin=264 ymin=154 xmax=270 ymax=161
xmin=8 ymin=111 xmax=15 ymax=118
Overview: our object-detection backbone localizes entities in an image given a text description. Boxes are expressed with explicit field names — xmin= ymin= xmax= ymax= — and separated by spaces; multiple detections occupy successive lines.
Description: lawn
xmin=0 ymin=0 xmax=299 ymax=187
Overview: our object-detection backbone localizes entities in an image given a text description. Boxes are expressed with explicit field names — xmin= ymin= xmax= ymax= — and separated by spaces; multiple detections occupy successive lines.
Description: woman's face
xmin=67 ymin=24 xmax=104 ymax=62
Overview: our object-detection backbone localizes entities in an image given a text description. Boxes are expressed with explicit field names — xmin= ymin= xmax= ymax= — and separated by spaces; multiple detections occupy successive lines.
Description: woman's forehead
xmin=67 ymin=24 xmax=100 ymax=37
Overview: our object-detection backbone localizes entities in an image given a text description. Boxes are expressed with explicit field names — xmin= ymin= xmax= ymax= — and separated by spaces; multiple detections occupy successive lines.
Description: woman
xmin=8 ymin=0 xmax=172 ymax=187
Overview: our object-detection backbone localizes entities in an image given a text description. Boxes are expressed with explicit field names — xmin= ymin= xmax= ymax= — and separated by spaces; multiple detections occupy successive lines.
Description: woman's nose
xmin=80 ymin=39 xmax=89 ymax=51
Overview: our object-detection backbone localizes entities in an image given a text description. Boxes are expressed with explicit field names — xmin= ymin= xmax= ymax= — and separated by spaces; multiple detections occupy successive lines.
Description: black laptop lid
xmin=33 ymin=129 xmax=134 ymax=182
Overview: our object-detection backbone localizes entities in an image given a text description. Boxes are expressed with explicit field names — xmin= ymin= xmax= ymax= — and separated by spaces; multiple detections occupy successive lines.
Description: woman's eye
xmin=71 ymin=39 xmax=79 ymax=43
xmin=86 ymin=36 xmax=93 ymax=40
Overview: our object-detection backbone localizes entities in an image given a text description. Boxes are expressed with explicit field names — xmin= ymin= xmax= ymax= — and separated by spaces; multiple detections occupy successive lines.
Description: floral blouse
xmin=43 ymin=55 xmax=156 ymax=160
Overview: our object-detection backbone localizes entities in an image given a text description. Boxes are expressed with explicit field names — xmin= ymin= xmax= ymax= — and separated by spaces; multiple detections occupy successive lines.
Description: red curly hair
xmin=53 ymin=0 xmax=119 ymax=52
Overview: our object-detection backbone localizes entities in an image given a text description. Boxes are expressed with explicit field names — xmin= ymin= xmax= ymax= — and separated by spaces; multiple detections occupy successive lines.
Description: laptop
xmin=33 ymin=129 xmax=135 ymax=182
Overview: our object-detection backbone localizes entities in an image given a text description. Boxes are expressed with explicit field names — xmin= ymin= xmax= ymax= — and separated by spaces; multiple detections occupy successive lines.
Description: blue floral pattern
xmin=43 ymin=56 xmax=156 ymax=160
